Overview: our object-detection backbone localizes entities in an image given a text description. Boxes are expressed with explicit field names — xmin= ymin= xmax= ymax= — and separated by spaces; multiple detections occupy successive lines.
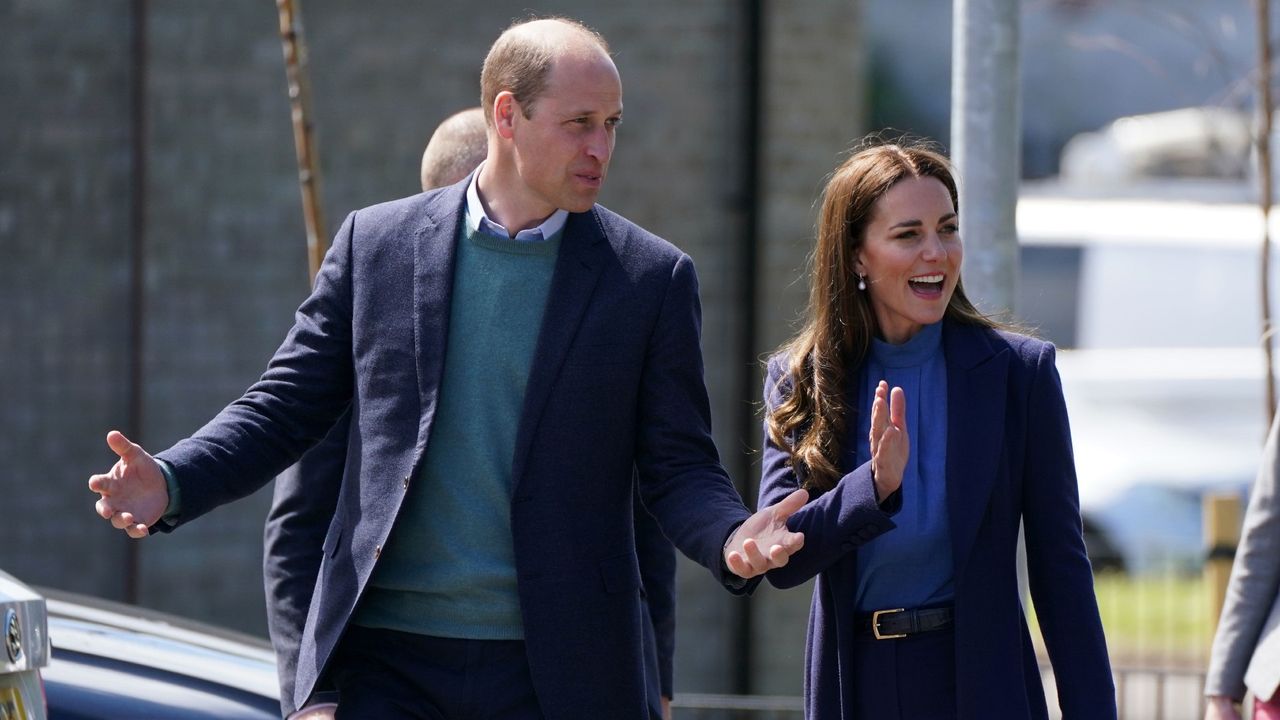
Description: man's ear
xmin=494 ymin=92 xmax=518 ymax=140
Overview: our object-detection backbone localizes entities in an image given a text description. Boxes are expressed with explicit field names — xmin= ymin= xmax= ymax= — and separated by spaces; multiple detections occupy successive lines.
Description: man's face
xmin=510 ymin=49 xmax=623 ymax=215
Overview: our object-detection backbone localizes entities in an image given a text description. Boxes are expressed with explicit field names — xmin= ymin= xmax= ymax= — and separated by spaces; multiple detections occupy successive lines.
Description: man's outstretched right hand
xmin=88 ymin=430 xmax=169 ymax=538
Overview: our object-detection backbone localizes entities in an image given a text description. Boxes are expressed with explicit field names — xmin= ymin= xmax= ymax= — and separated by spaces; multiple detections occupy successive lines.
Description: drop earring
xmin=857 ymin=274 xmax=867 ymax=291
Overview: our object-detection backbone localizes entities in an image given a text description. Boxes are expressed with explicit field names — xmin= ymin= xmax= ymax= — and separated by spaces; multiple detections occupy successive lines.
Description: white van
xmin=1015 ymin=179 xmax=1278 ymax=573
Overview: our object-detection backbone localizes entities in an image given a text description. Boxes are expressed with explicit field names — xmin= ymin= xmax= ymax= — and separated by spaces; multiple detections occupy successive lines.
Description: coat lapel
xmin=509 ymin=210 xmax=610 ymax=496
xmin=944 ymin=322 xmax=1010 ymax=580
xmin=413 ymin=180 xmax=467 ymax=450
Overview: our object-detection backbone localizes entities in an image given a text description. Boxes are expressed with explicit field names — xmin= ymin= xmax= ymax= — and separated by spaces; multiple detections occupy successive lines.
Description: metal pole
xmin=277 ymin=0 xmax=328 ymax=284
xmin=953 ymin=0 xmax=1023 ymax=610
xmin=951 ymin=0 xmax=1020 ymax=316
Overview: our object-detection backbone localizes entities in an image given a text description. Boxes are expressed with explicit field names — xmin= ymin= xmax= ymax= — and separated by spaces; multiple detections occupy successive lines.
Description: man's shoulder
xmin=349 ymin=185 xmax=463 ymax=236
xmin=588 ymin=203 xmax=685 ymax=265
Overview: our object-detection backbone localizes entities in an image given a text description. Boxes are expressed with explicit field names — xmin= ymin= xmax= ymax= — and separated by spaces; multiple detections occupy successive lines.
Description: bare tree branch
xmin=277 ymin=0 xmax=327 ymax=285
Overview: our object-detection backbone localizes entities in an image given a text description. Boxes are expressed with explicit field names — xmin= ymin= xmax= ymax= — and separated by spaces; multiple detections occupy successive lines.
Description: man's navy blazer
xmin=759 ymin=322 xmax=1117 ymax=719
xmin=263 ymin=417 xmax=678 ymax=718
xmin=157 ymin=176 xmax=750 ymax=718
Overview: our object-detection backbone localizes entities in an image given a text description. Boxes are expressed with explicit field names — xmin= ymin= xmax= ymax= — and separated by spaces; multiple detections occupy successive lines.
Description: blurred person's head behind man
xmin=420 ymin=107 xmax=488 ymax=191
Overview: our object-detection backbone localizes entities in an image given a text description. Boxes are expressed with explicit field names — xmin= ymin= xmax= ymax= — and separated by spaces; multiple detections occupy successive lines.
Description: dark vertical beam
xmin=733 ymin=0 xmax=764 ymax=697
xmin=125 ymin=0 xmax=148 ymax=605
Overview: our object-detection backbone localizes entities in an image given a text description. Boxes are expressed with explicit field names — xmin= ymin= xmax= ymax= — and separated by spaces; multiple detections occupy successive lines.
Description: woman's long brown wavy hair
xmin=766 ymin=138 xmax=998 ymax=493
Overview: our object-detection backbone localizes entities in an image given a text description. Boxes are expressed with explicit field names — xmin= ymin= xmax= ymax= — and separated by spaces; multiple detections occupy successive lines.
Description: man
xmin=266 ymin=106 xmax=678 ymax=719
xmin=90 ymin=17 xmax=806 ymax=719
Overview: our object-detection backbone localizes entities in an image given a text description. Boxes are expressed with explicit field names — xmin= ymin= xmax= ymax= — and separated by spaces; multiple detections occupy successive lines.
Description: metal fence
xmin=671 ymin=665 xmax=1211 ymax=720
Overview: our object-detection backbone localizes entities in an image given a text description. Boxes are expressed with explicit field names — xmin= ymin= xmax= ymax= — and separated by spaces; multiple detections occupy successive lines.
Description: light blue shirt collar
xmin=465 ymin=163 xmax=569 ymax=242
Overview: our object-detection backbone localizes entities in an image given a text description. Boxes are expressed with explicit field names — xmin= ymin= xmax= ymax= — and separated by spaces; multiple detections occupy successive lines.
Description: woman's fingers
xmin=871 ymin=385 xmax=910 ymax=499
xmin=869 ymin=380 xmax=889 ymax=455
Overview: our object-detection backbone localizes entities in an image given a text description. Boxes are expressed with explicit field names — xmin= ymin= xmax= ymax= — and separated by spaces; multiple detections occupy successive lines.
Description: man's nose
xmin=585 ymin=127 xmax=612 ymax=162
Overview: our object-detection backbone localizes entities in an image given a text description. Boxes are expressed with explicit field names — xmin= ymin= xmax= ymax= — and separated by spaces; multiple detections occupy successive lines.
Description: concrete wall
xmin=1 ymin=0 xmax=867 ymax=697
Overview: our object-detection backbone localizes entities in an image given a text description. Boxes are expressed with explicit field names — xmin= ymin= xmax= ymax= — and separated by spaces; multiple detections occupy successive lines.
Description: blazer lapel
xmin=509 ymin=209 xmax=610 ymax=497
xmin=944 ymin=322 xmax=1010 ymax=580
xmin=413 ymin=180 xmax=467 ymax=451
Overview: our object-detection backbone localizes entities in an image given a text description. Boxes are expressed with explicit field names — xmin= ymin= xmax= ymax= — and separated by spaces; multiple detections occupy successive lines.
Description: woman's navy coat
xmin=759 ymin=321 xmax=1116 ymax=719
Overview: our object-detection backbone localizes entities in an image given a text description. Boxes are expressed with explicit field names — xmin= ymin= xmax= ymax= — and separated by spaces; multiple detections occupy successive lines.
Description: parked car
xmin=39 ymin=588 xmax=279 ymax=719
xmin=0 ymin=570 xmax=49 ymax=720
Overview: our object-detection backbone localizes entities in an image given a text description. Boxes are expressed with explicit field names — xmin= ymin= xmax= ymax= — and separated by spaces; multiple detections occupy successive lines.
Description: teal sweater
xmin=354 ymin=220 xmax=560 ymax=639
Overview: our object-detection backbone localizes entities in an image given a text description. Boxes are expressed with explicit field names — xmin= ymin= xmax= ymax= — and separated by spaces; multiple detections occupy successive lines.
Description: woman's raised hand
xmin=869 ymin=380 xmax=908 ymax=502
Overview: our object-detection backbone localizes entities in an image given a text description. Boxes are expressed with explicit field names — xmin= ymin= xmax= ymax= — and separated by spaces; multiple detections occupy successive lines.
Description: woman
xmin=758 ymin=139 xmax=1115 ymax=719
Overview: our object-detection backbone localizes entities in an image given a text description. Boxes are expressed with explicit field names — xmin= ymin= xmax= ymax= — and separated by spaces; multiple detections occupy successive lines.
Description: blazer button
xmin=402 ymin=475 xmax=410 ymax=489
xmin=374 ymin=545 xmax=382 ymax=560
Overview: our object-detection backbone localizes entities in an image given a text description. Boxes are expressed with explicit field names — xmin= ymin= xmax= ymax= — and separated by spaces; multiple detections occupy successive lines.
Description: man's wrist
xmin=156 ymin=458 xmax=182 ymax=524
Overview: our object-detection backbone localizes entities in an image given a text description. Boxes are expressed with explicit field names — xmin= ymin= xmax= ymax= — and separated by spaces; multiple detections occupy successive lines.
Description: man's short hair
xmin=420 ymin=107 xmax=488 ymax=190
xmin=479 ymin=17 xmax=609 ymax=125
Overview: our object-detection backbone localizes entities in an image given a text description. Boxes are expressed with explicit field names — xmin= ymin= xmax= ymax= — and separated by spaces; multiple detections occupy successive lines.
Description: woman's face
xmin=856 ymin=175 xmax=962 ymax=344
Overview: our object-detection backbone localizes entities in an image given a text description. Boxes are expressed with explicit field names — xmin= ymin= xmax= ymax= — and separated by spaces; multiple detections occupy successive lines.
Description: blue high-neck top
xmin=852 ymin=320 xmax=954 ymax=612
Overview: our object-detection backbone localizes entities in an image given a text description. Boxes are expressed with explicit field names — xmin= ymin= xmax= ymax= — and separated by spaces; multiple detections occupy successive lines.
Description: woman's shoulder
xmin=763 ymin=351 xmax=795 ymax=405
xmin=950 ymin=321 xmax=1055 ymax=369
xmin=764 ymin=350 xmax=795 ymax=380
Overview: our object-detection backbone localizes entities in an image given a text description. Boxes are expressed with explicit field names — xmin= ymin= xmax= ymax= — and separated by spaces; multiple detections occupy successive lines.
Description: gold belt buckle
xmin=872 ymin=608 xmax=907 ymax=640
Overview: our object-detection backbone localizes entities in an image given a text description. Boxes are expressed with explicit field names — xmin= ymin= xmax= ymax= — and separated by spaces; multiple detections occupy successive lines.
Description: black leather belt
xmin=855 ymin=606 xmax=953 ymax=640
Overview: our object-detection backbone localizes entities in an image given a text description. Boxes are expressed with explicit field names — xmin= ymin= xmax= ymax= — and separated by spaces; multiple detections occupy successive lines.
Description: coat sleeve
xmin=262 ymin=409 xmax=350 ymax=716
xmin=154 ymin=211 xmax=358 ymax=525
xmin=633 ymin=254 xmax=753 ymax=591
xmin=1021 ymin=342 xmax=1117 ymax=718
xmin=1205 ymin=412 xmax=1280 ymax=700
xmin=759 ymin=357 xmax=898 ymax=590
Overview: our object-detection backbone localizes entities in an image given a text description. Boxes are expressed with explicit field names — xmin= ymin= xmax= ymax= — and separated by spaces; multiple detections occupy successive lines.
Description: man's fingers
xmin=741 ymin=538 xmax=768 ymax=570
xmin=125 ymin=523 xmax=150 ymax=539
xmin=725 ymin=550 xmax=748 ymax=577
xmin=772 ymin=488 xmax=809 ymax=520
xmin=89 ymin=473 xmax=111 ymax=495
xmin=95 ymin=497 xmax=114 ymax=520
xmin=106 ymin=430 xmax=141 ymax=461
xmin=767 ymin=544 xmax=791 ymax=567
